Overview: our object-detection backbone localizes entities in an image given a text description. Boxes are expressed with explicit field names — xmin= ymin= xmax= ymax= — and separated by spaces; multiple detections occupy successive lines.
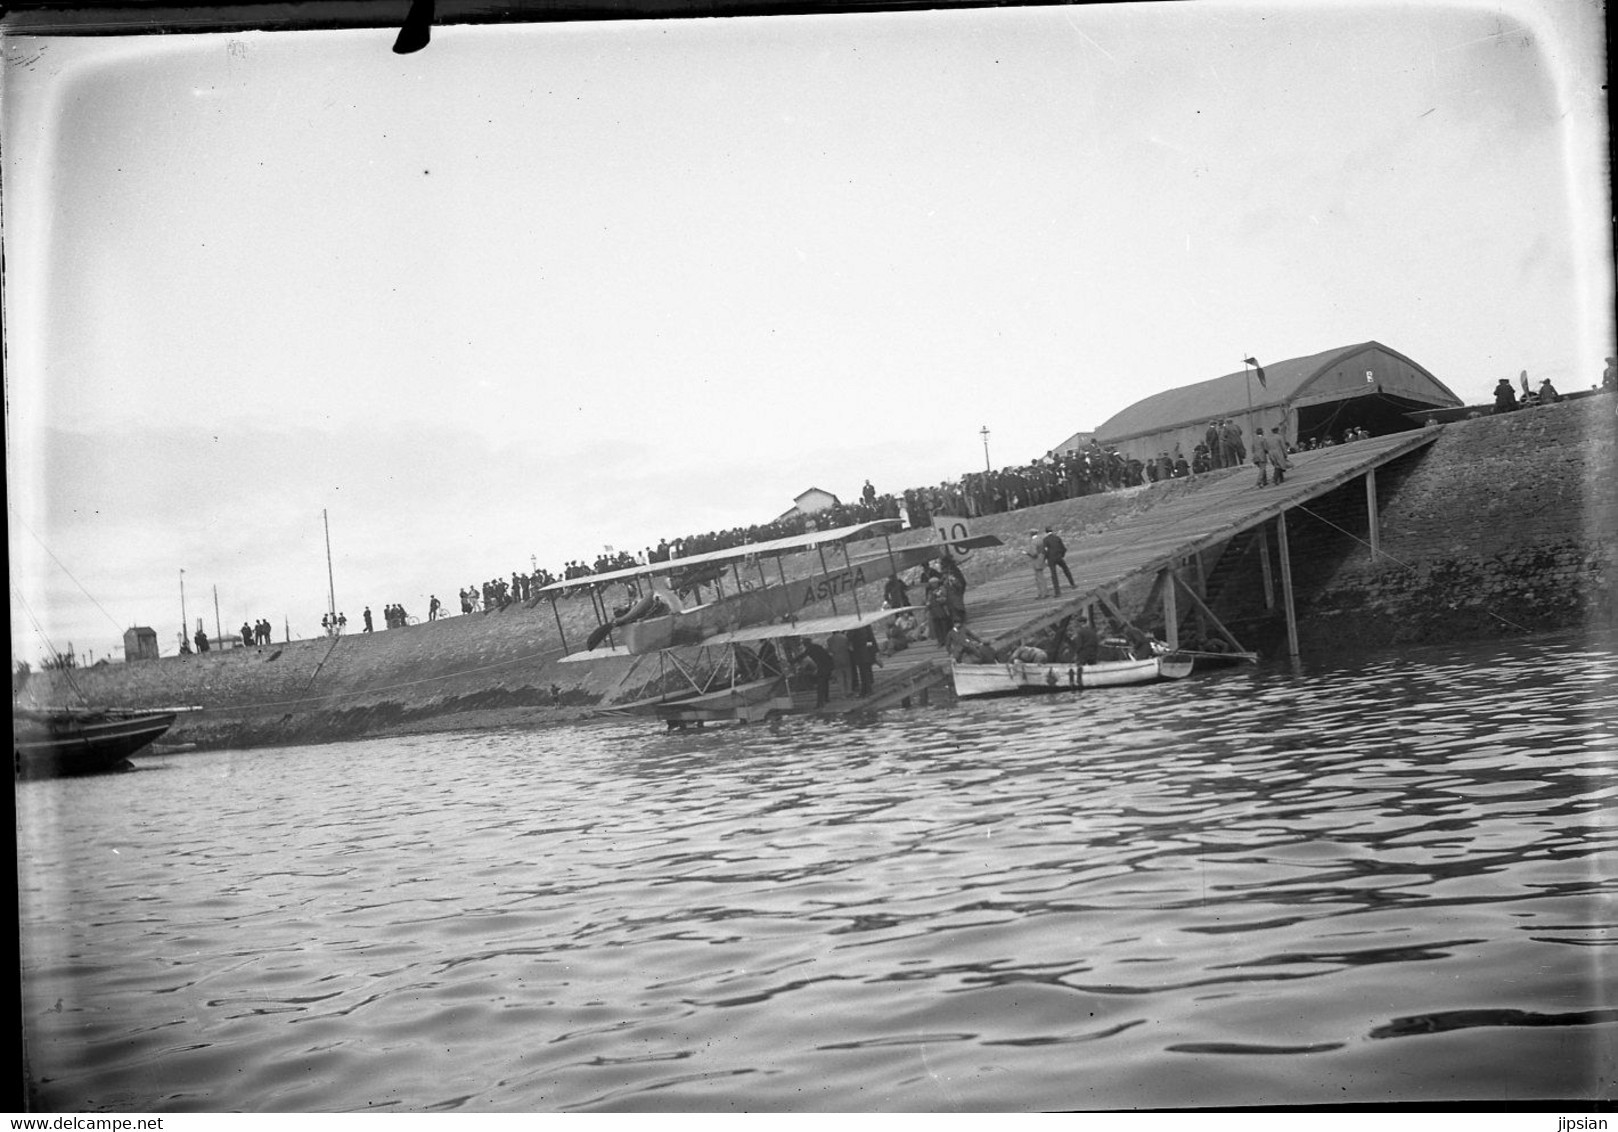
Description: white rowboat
xmin=951 ymin=654 xmax=1195 ymax=699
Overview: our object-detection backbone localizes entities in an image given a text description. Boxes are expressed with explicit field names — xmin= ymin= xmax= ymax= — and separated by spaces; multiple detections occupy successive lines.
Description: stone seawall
xmin=16 ymin=593 xmax=630 ymax=748
xmin=1296 ymin=394 xmax=1616 ymax=650
xmin=19 ymin=392 xmax=1615 ymax=746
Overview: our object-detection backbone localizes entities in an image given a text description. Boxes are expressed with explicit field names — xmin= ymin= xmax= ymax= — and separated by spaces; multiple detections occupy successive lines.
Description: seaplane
xmin=534 ymin=517 xmax=1000 ymax=726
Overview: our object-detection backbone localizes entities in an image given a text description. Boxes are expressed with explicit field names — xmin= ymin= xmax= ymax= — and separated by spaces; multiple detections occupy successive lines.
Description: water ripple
xmin=18 ymin=628 xmax=1617 ymax=1110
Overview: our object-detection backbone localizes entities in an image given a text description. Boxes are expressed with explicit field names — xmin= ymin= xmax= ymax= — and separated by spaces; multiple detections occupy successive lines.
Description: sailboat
xmin=14 ymin=705 xmax=179 ymax=779
xmin=11 ymin=603 xmax=189 ymax=780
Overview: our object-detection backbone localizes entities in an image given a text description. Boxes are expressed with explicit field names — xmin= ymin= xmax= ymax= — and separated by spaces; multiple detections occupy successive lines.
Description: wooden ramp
xmin=800 ymin=429 xmax=1438 ymax=716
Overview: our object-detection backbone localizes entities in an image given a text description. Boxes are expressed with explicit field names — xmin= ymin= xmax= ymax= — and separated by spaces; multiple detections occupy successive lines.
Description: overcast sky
xmin=5 ymin=0 xmax=1612 ymax=663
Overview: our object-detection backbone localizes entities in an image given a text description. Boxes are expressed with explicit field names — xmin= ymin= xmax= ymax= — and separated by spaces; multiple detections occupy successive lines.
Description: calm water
xmin=17 ymin=630 xmax=1618 ymax=1111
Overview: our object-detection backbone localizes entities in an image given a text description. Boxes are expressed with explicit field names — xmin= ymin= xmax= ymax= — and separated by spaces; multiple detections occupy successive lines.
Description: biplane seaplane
xmin=534 ymin=518 xmax=1000 ymax=726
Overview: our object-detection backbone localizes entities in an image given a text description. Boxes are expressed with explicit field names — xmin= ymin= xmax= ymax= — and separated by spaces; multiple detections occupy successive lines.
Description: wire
xmin=1292 ymin=502 xmax=1535 ymax=633
xmin=8 ymin=582 xmax=88 ymax=704
xmin=8 ymin=505 xmax=128 ymax=633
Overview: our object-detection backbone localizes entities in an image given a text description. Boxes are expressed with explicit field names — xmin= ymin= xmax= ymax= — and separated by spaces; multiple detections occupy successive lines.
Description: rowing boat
xmin=951 ymin=654 xmax=1195 ymax=699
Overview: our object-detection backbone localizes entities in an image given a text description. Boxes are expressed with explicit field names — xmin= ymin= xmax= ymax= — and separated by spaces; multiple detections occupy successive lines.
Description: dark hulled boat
xmin=14 ymin=707 xmax=177 ymax=779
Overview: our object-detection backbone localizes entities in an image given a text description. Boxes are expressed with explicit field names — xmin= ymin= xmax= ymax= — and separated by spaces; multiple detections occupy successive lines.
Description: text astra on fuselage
xmin=798 ymin=566 xmax=869 ymax=609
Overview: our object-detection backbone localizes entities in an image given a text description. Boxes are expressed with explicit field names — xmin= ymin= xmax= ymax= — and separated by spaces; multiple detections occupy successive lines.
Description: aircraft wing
xmin=555 ymin=606 xmax=918 ymax=664
xmin=554 ymin=645 xmax=633 ymax=663
xmin=700 ymin=606 xmax=917 ymax=647
xmin=847 ymin=533 xmax=1003 ymax=573
xmin=942 ymin=533 xmax=1003 ymax=550
xmin=535 ymin=518 xmax=904 ymax=598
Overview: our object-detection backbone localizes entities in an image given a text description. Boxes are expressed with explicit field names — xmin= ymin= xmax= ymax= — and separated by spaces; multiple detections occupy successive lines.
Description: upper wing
xmin=534 ymin=518 xmax=904 ymax=597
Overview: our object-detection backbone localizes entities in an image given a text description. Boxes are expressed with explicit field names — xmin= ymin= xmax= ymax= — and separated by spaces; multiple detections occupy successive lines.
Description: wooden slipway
xmin=804 ymin=428 xmax=1440 ymax=715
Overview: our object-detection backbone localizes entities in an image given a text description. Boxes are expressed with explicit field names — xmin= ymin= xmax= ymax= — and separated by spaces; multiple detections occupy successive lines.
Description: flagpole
xmin=1243 ymin=356 xmax=1255 ymax=443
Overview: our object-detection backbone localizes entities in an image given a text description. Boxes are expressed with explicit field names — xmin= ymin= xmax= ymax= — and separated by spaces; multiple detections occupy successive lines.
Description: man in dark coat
xmin=1070 ymin=619 xmax=1101 ymax=665
xmin=1261 ymin=428 xmax=1292 ymax=485
xmin=1043 ymin=527 xmax=1073 ymax=594
xmin=847 ymin=624 xmax=881 ymax=696
xmin=923 ymin=577 xmax=955 ymax=645
xmin=883 ymin=574 xmax=909 ymax=610
xmin=824 ymin=630 xmax=850 ymax=695
xmin=1220 ymin=419 xmax=1246 ymax=465
xmin=1493 ymin=378 xmax=1519 ymax=413
xmin=798 ymin=638 xmax=836 ymax=707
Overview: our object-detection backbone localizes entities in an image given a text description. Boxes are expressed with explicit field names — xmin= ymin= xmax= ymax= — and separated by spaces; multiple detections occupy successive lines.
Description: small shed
xmin=123 ymin=626 xmax=159 ymax=662
xmin=791 ymin=487 xmax=841 ymax=515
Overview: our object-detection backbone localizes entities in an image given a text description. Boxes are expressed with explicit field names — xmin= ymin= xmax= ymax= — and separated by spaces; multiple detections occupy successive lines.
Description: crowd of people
xmin=421 ymin=421 xmax=1394 ymax=619
xmin=239 ymin=619 xmax=274 ymax=647
xmin=358 ymin=604 xmax=415 ymax=630
xmin=178 ymin=618 xmax=275 ymax=654
xmin=569 ymin=551 xmax=638 ymax=576
xmin=162 ymin=371 xmax=1614 ymax=654
xmin=169 ymin=414 xmax=1410 ymax=653
xmin=1295 ymin=426 xmax=1371 ymax=449
xmin=459 ymin=569 xmax=559 ymax=615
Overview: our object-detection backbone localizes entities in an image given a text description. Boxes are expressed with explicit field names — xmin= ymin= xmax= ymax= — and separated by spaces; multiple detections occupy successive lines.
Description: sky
xmin=4 ymin=0 xmax=1612 ymax=664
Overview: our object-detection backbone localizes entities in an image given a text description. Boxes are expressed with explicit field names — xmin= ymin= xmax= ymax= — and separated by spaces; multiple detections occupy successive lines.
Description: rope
xmin=1291 ymin=502 xmax=1536 ymax=634
xmin=9 ymin=583 xmax=89 ymax=705
xmin=8 ymin=507 xmax=128 ymax=634
xmin=284 ymin=630 xmax=347 ymax=710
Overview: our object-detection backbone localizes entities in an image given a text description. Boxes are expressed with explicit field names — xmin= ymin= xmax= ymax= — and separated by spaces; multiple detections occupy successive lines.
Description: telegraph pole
xmin=324 ymin=509 xmax=337 ymax=620
xmin=980 ymin=425 xmax=991 ymax=472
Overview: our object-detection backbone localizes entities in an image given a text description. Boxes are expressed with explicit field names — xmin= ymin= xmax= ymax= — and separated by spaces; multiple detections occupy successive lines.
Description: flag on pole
xmin=1244 ymin=356 xmax=1267 ymax=388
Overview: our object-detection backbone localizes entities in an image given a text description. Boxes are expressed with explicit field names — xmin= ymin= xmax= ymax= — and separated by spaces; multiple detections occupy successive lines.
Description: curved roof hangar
xmin=1093 ymin=341 xmax=1463 ymax=446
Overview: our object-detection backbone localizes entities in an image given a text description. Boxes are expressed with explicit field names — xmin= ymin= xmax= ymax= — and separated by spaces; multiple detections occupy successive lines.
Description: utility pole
xmin=180 ymin=568 xmax=188 ymax=639
xmin=980 ymin=425 xmax=991 ymax=472
xmin=213 ymin=584 xmax=222 ymax=646
xmin=324 ymin=508 xmax=337 ymax=620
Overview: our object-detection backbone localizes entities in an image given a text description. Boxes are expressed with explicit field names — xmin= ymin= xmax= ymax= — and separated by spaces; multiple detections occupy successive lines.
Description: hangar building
xmin=1087 ymin=341 xmax=1463 ymax=464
